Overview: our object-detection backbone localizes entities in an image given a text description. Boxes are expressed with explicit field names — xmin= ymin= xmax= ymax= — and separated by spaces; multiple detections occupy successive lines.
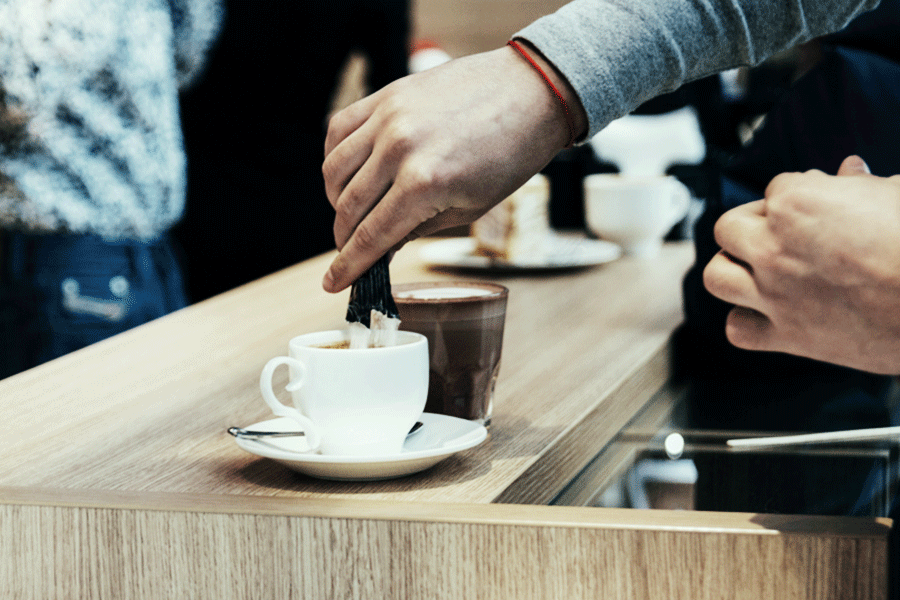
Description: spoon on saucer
xmin=228 ymin=420 xmax=424 ymax=440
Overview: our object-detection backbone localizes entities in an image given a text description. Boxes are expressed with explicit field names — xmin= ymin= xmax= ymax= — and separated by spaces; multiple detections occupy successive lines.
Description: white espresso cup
xmin=583 ymin=174 xmax=691 ymax=258
xmin=259 ymin=330 xmax=429 ymax=456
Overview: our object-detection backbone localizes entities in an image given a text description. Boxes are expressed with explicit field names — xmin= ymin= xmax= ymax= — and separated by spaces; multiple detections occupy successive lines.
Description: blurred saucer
xmin=420 ymin=235 xmax=621 ymax=270
xmin=232 ymin=413 xmax=487 ymax=481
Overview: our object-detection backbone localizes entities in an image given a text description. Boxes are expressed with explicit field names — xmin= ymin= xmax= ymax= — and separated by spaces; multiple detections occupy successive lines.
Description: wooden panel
xmin=0 ymin=493 xmax=889 ymax=600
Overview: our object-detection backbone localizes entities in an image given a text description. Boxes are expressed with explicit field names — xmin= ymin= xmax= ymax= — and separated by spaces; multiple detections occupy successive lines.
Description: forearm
xmin=517 ymin=0 xmax=881 ymax=138
xmin=507 ymin=39 xmax=590 ymax=145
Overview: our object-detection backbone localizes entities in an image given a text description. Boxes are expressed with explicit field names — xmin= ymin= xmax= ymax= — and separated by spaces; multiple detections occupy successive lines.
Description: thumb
xmin=837 ymin=155 xmax=871 ymax=176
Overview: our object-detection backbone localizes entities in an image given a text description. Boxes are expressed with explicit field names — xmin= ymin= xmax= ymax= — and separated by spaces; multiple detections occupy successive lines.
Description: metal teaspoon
xmin=228 ymin=420 xmax=424 ymax=440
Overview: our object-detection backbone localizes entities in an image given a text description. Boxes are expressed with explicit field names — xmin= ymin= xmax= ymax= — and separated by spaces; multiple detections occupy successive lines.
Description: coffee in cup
xmin=259 ymin=329 xmax=428 ymax=456
xmin=392 ymin=282 xmax=508 ymax=425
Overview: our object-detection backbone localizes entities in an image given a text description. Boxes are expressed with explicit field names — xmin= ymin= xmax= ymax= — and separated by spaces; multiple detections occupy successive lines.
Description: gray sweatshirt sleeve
xmin=516 ymin=0 xmax=881 ymax=138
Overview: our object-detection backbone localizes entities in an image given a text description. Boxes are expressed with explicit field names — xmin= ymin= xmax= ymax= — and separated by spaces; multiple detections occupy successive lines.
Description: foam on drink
xmin=395 ymin=287 xmax=494 ymax=300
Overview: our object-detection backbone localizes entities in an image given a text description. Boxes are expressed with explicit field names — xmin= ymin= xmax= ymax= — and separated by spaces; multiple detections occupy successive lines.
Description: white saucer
xmin=232 ymin=413 xmax=488 ymax=481
xmin=420 ymin=235 xmax=621 ymax=270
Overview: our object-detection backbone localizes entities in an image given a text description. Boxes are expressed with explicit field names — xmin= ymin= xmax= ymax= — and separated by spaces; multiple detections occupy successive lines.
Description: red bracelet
xmin=507 ymin=39 xmax=578 ymax=148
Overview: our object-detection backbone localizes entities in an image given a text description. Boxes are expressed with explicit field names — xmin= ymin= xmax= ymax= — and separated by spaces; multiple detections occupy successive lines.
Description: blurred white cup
xmin=589 ymin=106 xmax=706 ymax=176
xmin=583 ymin=174 xmax=691 ymax=258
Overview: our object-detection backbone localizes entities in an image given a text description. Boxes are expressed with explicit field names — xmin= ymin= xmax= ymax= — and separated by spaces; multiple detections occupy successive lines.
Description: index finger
xmin=713 ymin=199 xmax=765 ymax=263
xmin=322 ymin=184 xmax=438 ymax=293
xmin=324 ymin=91 xmax=382 ymax=158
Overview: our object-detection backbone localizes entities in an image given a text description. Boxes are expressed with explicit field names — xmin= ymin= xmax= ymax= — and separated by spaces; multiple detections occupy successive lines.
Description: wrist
xmin=507 ymin=38 xmax=588 ymax=147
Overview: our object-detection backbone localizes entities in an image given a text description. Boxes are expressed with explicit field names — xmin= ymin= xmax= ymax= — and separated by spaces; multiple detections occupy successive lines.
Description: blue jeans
xmin=0 ymin=231 xmax=186 ymax=378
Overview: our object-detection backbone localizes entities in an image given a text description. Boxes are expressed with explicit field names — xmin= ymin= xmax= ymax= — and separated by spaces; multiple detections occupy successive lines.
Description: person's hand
xmin=704 ymin=156 xmax=900 ymax=374
xmin=321 ymin=43 xmax=587 ymax=293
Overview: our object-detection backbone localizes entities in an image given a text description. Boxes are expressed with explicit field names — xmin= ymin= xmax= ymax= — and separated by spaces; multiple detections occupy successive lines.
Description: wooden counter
xmin=0 ymin=240 xmax=890 ymax=599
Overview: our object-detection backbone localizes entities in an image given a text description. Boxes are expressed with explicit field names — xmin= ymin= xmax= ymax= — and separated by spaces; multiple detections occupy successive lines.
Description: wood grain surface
xmin=0 ymin=239 xmax=891 ymax=599
xmin=0 ymin=240 xmax=692 ymax=503
xmin=0 ymin=493 xmax=889 ymax=600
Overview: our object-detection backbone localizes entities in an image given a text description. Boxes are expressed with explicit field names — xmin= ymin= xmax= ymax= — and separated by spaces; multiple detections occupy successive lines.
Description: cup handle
xmin=667 ymin=180 xmax=691 ymax=228
xmin=259 ymin=356 xmax=321 ymax=451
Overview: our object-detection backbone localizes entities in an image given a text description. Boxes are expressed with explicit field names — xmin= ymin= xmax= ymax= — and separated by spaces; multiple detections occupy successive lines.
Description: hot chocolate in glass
xmin=392 ymin=282 xmax=508 ymax=425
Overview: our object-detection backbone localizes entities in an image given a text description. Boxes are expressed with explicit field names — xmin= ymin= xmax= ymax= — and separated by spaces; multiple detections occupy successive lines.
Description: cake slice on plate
xmin=471 ymin=174 xmax=551 ymax=263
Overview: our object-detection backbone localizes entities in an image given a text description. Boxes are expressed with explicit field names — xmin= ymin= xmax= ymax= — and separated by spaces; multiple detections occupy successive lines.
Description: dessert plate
xmin=420 ymin=235 xmax=621 ymax=270
xmin=232 ymin=413 xmax=488 ymax=481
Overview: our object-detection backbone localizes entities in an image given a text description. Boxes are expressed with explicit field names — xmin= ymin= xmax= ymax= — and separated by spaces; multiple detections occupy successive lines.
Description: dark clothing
xmin=174 ymin=0 xmax=410 ymax=302
xmin=678 ymin=0 xmax=900 ymax=521
xmin=676 ymin=10 xmax=900 ymax=593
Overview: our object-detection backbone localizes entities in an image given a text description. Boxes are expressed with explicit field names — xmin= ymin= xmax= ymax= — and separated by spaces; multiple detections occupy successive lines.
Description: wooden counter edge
xmin=0 ymin=485 xmax=889 ymax=539
xmin=496 ymin=338 xmax=673 ymax=504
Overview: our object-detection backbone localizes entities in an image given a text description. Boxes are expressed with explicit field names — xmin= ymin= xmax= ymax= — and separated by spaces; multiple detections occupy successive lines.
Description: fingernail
xmin=322 ymin=270 xmax=335 ymax=292
xmin=841 ymin=155 xmax=871 ymax=175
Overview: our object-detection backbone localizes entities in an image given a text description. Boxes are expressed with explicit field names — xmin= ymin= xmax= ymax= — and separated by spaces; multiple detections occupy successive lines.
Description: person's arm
xmin=321 ymin=42 xmax=584 ymax=292
xmin=516 ymin=0 xmax=880 ymax=140
xmin=703 ymin=156 xmax=900 ymax=375
xmin=321 ymin=0 xmax=881 ymax=293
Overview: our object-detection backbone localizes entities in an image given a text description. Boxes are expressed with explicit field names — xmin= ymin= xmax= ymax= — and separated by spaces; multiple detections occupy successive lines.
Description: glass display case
xmin=555 ymin=385 xmax=899 ymax=521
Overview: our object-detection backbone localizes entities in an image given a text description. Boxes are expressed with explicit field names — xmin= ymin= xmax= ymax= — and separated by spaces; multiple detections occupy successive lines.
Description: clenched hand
xmin=704 ymin=156 xmax=900 ymax=374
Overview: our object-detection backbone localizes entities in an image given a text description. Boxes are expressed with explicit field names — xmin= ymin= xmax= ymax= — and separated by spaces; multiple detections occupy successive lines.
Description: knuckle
xmin=712 ymin=211 xmax=730 ymax=242
xmin=332 ymin=187 xmax=371 ymax=249
xmin=351 ymin=220 xmax=383 ymax=256
xmin=324 ymin=112 xmax=349 ymax=150
xmin=401 ymin=158 xmax=448 ymax=196
xmin=764 ymin=172 xmax=794 ymax=198
xmin=725 ymin=311 xmax=758 ymax=350
xmin=334 ymin=190 xmax=360 ymax=226
xmin=702 ymin=260 xmax=723 ymax=295
xmin=380 ymin=89 xmax=408 ymax=118
xmin=404 ymin=163 xmax=434 ymax=192
xmin=764 ymin=189 xmax=792 ymax=215
xmin=764 ymin=193 xmax=802 ymax=236
xmin=321 ymin=155 xmax=340 ymax=187
xmin=725 ymin=322 xmax=751 ymax=349
xmin=332 ymin=221 xmax=346 ymax=250
xmin=766 ymin=171 xmax=821 ymax=213
xmin=382 ymin=119 xmax=417 ymax=156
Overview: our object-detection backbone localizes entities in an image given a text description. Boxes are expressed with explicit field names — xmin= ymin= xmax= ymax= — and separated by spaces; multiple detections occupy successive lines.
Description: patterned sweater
xmin=0 ymin=0 xmax=221 ymax=241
